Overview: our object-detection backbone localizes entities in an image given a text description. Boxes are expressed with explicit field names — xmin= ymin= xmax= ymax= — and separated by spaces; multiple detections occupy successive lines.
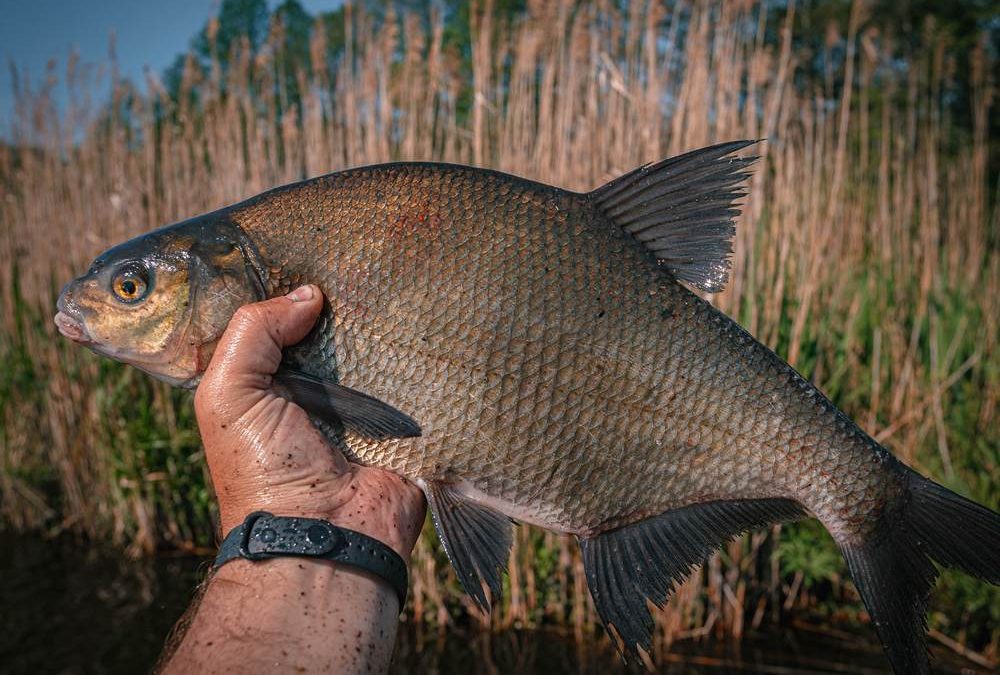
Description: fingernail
xmin=287 ymin=285 xmax=314 ymax=302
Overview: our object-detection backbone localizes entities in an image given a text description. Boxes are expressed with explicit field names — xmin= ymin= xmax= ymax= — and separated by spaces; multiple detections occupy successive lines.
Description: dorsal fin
xmin=591 ymin=140 xmax=759 ymax=292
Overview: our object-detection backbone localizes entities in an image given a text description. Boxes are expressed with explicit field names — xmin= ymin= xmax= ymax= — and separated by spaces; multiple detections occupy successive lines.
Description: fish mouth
xmin=54 ymin=311 xmax=91 ymax=344
xmin=54 ymin=292 xmax=93 ymax=345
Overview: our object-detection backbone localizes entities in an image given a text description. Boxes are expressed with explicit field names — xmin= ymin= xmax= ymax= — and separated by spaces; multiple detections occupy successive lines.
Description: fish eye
xmin=111 ymin=263 xmax=152 ymax=304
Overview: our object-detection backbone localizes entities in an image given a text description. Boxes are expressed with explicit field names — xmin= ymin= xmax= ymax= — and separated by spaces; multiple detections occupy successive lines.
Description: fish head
xmin=54 ymin=216 xmax=264 ymax=388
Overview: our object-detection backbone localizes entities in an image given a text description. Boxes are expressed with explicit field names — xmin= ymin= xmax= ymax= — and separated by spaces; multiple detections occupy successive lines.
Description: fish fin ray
xmin=579 ymin=497 xmax=803 ymax=659
xmin=837 ymin=466 xmax=1000 ymax=675
xmin=273 ymin=367 xmax=421 ymax=440
xmin=424 ymin=482 xmax=514 ymax=613
xmin=591 ymin=139 xmax=760 ymax=292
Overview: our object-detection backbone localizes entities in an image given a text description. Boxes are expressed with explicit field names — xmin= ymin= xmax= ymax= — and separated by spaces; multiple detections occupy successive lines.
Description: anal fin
xmin=424 ymin=482 xmax=514 ymax=612
xmin=580 ymin=498 xmax=804 ymax=659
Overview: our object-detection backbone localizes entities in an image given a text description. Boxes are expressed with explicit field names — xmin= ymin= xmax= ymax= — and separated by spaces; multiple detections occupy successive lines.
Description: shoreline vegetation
xmin=1 ymin=0 xmax=997 ymax=666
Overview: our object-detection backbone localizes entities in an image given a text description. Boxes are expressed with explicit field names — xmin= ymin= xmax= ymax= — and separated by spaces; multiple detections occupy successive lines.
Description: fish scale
xmin=55 ymin=141 xmax=1000 ymax=672
xmin=230 ymin=161 xmax=887 ymax=533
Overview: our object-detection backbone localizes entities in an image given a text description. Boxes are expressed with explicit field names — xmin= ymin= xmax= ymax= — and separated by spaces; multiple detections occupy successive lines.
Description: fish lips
xmin=54 ymin=291 xmax=93 ymax=345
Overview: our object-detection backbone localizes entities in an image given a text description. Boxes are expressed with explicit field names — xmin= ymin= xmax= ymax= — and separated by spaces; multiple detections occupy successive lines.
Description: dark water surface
xmin=0 ymin=533 xmax=985 ymax=674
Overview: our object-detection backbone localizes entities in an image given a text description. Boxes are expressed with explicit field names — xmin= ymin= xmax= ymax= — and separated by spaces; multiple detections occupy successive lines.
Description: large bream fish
xmin=55 ymin=141 xmax=999 ymax=673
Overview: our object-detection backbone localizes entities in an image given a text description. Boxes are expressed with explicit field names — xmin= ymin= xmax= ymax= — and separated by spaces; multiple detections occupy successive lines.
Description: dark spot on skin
xmin=220 ymin=423 xmax=227 ymax=429
xmin=597 ymin=310 xmax=605 ymax=318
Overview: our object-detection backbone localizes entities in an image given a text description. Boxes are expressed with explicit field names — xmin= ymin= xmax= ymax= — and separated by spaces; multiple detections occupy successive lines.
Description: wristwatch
xmin=214 ymin=511 xmax=409 ymax=607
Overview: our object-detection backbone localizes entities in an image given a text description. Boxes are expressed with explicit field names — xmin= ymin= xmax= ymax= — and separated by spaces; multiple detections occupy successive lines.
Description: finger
xmin=217 ymin=283 xmax=322 ymax=375
xmin=196 ymin=285 xmax=323 ymax=420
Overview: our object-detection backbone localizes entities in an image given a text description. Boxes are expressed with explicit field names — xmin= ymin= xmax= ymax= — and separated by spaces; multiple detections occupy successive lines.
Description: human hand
xmin=193 ymin=284 xmax=426 ymax=561
xmin=164 ymin=285 xmax=422 ymax=674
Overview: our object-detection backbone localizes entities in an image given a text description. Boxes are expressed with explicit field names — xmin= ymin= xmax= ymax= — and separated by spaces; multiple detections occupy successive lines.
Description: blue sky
xmin=0 ymin=0 xmax=338 ymax=135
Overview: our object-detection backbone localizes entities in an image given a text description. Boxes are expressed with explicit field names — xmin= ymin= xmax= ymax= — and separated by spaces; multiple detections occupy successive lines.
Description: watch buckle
xmin=237 ymin=510 xmax=274 ymax=561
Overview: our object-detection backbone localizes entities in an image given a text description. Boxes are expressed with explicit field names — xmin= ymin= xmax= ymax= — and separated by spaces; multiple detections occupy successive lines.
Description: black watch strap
xmin=214 ymin=511 xmax=408 ymax=607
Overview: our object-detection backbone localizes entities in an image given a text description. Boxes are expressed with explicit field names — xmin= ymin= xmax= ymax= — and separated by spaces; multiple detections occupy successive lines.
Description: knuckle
xmin=231 ymin=303 xmax=264 ymax=327
xmin=228 ymin=303 xmax=279 ymax=340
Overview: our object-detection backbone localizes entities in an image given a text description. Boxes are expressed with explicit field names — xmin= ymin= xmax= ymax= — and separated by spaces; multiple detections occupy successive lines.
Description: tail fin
xmin=839 ymin=468 xmax=1000 ymax=674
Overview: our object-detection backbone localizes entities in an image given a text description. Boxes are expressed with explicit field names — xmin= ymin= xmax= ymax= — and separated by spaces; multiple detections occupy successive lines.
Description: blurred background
xmin=0 ymin=0 xmax=997 ymax=673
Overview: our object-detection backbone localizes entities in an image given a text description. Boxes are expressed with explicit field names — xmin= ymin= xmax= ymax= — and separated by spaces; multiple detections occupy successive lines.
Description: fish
xmin=54 ymin=140 xmax=999 ymax=673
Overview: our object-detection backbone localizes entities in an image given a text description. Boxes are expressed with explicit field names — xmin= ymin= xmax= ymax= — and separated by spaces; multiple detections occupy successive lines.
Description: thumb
xmin=196 ymin=285 xmax=323 ymax=423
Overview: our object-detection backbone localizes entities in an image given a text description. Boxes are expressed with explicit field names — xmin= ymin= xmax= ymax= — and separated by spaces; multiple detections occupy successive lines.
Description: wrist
xmin=220 ymin=500 xmax=414 ymax=564
xmin=213 ymin=555 xmax=399 ymax=614
xmin=214 ymin=512 xmax=409 ymax=609
xmin=216 ymin=469 xmax=422 ymax=563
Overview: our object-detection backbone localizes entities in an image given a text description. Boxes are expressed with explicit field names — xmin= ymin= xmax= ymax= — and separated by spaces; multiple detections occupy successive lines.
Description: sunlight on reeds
xmin=1 ymin=0 xmax=996 ymax=662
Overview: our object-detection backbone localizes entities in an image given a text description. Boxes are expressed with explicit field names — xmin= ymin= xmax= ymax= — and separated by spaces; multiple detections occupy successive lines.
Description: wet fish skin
xmin=228 ymin=161 xmax=895 ymax=537
xmin=54 ymin=143 xmax=1000 ymax=673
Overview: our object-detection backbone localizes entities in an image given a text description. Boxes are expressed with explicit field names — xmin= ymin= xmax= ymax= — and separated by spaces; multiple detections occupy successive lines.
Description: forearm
xmin=159 ymin=289 xmax=424 ymax=674
xmin=163 ymin=557 xmax=400 ymax=674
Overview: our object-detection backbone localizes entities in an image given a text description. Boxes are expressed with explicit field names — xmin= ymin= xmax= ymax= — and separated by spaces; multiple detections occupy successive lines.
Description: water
xmin=0 ymin=533 xmax=986 ymax=674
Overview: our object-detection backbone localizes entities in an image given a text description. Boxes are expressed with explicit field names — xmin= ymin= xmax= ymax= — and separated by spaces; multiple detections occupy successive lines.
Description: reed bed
xmin=1 ymin=0 xmax=997 ymax=662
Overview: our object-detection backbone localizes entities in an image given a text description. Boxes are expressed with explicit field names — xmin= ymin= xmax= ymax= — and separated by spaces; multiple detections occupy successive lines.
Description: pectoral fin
xmin=274 ymin=367 xmax=421 ymax=440
xmin=424 ymin=482 xmax=514 ymax=612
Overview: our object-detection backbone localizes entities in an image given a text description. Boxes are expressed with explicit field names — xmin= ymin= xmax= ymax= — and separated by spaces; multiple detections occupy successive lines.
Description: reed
xmin=1 ymin=0 xmax=997 ymax=661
